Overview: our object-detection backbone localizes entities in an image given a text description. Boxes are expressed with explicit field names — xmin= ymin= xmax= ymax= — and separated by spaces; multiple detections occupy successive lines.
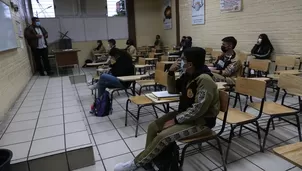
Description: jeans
xmin=97 ymin=74 xmax=124 ymax=98
xmin=31 ymin=47 xmax=51 ymax=73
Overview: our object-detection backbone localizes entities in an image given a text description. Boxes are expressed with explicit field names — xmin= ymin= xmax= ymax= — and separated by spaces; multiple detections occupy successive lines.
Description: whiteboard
xmin=60 ymin=18 xmax=86 ymax=42
xmin=84 ymin=18 xmax=108 ymax=41
xmin=39 ymin=18 xmax=60 ymax=43
xmin=107 ymin=17 xmax=128 ymax=40
xmin=0 ymin=1 xmax=18 ymax=51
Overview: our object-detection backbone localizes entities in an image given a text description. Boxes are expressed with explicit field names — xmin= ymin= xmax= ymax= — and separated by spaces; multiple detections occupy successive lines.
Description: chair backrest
xmin=211 ymin=51 xmax=221 ymax=59
xmin=205 ymin=48 xmax=213 ymax=55
xmin=138 ymin=57 xmax=146 ymax=65
xmin=156 ymin=62 xmax=166 ymax=71
xmin=148 ymin=52 xmax=155 ymax=58
xmin=237 ymin=52 xmax=248 ymax=64
xmin=217 ymin=90 xmax=230 ymax=135
xmin=275 ymin=56 xmax=297 ymax=69
xmin=235 ymin=77 xmax=266 ymax=99
xmin=278 ymin=74 xmax=302 ymax=96
xmin=151 ymin=48 xmax=156 ymax=53
xmin=161 ymin=56 xmax=169 ymax=61
xmin=154 ymin=70 xmax=168 ymax=87
xmin=249 ymin=59 xmax=270 ymax=72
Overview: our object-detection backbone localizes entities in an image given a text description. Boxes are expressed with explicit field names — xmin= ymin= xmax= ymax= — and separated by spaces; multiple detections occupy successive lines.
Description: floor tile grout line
xmin=26 ymin=76 xmax=50 ymax=162
xmin=73 ymin=81 xmax=108 ymax=171
xmin=0 ymin=76 xmax=39 ymax=140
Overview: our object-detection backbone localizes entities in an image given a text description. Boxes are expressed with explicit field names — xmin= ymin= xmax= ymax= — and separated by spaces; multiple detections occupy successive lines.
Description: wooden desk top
xmin=160 ymin=61 xmax=175 ymax=64
xmin=86 ymin=62 xmax=107 ymax=66
xmin=135 ymin=65 xmax=152 ymax=68
xmin=144 ymin=58 xmax=158 ymax=61
xmin=248 ymin=77 xmax=271 ymax=81
xmin=52 ymin=49 xmax=81 ymax=53
xmin=117 ymin=74 xmax=149 ymax=81
xmin=273 ymin=142 xmax=302 ymax=169
xmin=154 ymin=53 xmax=163 ymax=56
xmin=96 ymin=68 xmax=110 ymax=72
xmin=275 ymin=70 xmax=302 ymax=75
xmin=168 ymin=55 xmax=180 ymax=58
xmin=145 ymin=93 xmax=179 ymax=104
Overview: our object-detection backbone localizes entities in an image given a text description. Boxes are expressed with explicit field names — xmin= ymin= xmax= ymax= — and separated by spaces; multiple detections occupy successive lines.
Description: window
xmin=107 ymin=0 xmax=126 ymax=17
xmin=31 ymin=0 xmax=55 ymax=18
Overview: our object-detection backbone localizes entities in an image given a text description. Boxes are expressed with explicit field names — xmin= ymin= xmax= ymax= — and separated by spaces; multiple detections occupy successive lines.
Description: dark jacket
xmin=251 ymin=44 xmax=272 ymax=59
xmin=167 ymin=69 xmax=219 ymax=128
xmin=110 ymin=54 xmax=135 ymax=87
xmin=24 ymin=25 xmax=48 ymax=49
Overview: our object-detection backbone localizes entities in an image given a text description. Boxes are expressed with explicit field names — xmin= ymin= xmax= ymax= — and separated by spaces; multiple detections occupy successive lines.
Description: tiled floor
xmin=1 ymin=69 xmax=302 ymax=171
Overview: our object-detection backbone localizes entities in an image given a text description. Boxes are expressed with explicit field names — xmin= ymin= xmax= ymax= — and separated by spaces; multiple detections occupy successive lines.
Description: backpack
xmin=82 ymin=59 xmax=93 ymax=68
xmin=145 ymin=142 xmax=181 ymax=171
xmin=90 ymin=91 xmax=111 ymax=117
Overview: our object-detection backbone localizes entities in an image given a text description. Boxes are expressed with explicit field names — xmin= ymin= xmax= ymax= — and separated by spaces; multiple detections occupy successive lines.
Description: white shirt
xmin=35 ymin=27 xmax=47 ymax=49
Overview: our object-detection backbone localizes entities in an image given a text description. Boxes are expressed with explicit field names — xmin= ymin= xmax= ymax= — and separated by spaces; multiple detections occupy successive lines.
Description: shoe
xmin=47 ymin=71 xmax=54 ymax=76
xmin=114 ymin=160 xmax=138 ymax=171
xmin=88 ymin=83 xmax=98 ymax=90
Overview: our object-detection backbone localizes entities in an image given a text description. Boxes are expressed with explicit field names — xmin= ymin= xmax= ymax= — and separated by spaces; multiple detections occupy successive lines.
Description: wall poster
xmin=220 ymin=0 xmax=242 ymax=12
xmin=163 ymin=0 xmax=172 ymax=30
xmin=191 ymin=0 xmax=205 ymax=25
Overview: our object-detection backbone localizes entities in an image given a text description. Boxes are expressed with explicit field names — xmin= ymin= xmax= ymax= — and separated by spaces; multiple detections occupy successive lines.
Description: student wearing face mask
xmin=251 ymin=34 xmax=274 ymax=60
xmin=114 ymin=47 xmax=219 ymax=171
xmin=108 ymin=39 xmax=116 ymax=49
xmin=210 ymin=36 xmax=242 ymax=85
xmin=92 ymin=40 xmax=106 ymax=55
xmin=125 ymin=39 xmax=137 ymax=60
xmin=25 ymin=17 xmax=53 ymax=76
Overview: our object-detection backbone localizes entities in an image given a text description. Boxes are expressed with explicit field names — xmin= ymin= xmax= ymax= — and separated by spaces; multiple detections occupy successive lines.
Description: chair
xmin=205 ymin=47 xmax=213 ymax=55
xmin=249 ymin=74 xmax=302 ymax=149
xmin=211 ymin=51 xmax=221 ymax=59
xmin=218 ymin=77 xmax=266 ymax=162
xmin=248 ymin=59 xmax=271 ymax=77
xmin=138 ymin=57 xmax=146 ymax=65
xmin=179 ymin=90 xmax=229 ymax=170
xmin=161 ymin=56 xmax=169 ymax=61
xmin=237 ymin=52 xmax=249 ymax=76
xmin=275 ymin=56 xmax=297 ymax=71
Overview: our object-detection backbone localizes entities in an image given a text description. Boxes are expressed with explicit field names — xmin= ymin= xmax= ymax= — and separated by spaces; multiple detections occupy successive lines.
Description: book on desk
xmin=152 ymin=91 xmax=180 ymax=100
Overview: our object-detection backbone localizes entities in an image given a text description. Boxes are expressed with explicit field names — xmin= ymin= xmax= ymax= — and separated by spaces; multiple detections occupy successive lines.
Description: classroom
xmin=0 ymin=0 xmax=301 ymax=170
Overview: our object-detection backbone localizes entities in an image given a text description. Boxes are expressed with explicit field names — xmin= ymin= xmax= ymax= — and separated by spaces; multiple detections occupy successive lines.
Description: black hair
xmin=222 ymin=36 xmax=237 ymax=49
xmin=126 ymin=39 xmax=134 ymax=46
xmin=31 ymin=17 xmax=39 ymax=22
xmin=187 ymin=36 xmax=192 ymax=42
xmin=95 ymin=40 xmax=103 ymax=50
xmin=156 ymin=35 xmax=160 ymax=38
xmin=184 ymin=47 xmax=206 ymax=68
xmin=108 ymin=39 xmax=116 ymax=45
xmin=109 ymin=48 xmax=132 ymax=59
xmin=259 ymin=33 xmax=274 ymax=50
xmin=182 ymin=36 xmax=186 ymax=39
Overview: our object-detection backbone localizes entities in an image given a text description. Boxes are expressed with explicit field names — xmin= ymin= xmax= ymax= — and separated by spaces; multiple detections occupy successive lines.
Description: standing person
xmin=210 ymin=36 xmax=242 ymax=85
xmin=88 ymin=48 xmax=135 ymax=98
xmin=251 ymin=34 xmax=274 ymax=60
xmin=24 ymin=17 xmax=53 ymax=76
xmin=114 ymin=47 xmax=220 ymax=171
xmin=125 ymin=39 xmax=137 ymax=60
xmin=108 ymin=39 xmax=116 ymax=49
xmin=154 ymin=35 xmax=164 ymax=51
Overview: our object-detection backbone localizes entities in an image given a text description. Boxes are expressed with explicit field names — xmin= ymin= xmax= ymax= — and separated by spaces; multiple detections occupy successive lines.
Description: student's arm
xmin=41 ymin=27 xmax=48 ymax=38
xmin=24 ymin=27 xmax=38 ymax=39
xmin=251 ymin=44 xmax=258 ymax=54
xmin=254 ymin=46 xmax=272 ymax=59
xmin=222 ymin=60 xmax=241 ymax=77
xmin=174 ymin=75 xmax=215 ymax=124
xmin=167 ymin=71 xmax=182 ymax=94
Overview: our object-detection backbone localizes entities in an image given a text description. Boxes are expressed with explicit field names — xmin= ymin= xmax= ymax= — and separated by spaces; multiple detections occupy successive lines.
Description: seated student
xmin=170 ymin=36 xmax=193 ymax=57
xmin=125 ymin=39 xmax=137 ymax=60
xmin=108 ymin=39 xmax=116 ymax=49
xmin=114 ymin=47 xmax=220 ymax=171
xmin=88 ymin=48 xmax=134 ymax=98
xmin=251 ymin=33 xmax=274 ymax=60
xmin=210 ymin=36 xmax=242 ymax=85
xmin=154 ymin=35 xmax=164 ymax=51
xmin=178 ymin=36 xmax=187 ymax=49
xmin=92 ymin=40 xmax=106 ymax=55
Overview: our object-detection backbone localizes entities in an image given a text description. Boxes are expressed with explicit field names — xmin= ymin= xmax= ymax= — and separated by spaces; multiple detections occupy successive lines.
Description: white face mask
xmin=257 ymin=38 xmax=262 ymax=45
xmin=180 ymin=60 xmax=186 ymax=73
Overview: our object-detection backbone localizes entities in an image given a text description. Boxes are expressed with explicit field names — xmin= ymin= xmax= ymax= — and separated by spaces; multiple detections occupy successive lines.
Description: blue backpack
xmin=90 ymin=91 xmax=112 ymax=117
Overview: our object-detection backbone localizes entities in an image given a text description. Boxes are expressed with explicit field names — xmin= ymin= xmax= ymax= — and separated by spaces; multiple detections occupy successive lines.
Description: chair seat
xmin=136 ymin=80 xmax=155 ymax=86
xmin=129 ymin=96 xmax=153 ymax=105
xmin=250 ymin=102 xmax=298 ymax=115
xmin=217 ymin=108 xmax=256 ymax=124
xmin=179 ymin=130 xmax=216 ymax=143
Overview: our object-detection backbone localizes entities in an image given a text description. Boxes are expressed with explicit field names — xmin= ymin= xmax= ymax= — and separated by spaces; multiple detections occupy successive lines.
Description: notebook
xmin=152 ymin=91 xmax=180 ymax=100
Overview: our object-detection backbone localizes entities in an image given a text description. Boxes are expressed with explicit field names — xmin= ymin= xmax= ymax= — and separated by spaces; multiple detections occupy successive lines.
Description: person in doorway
xmin=251 ymin=34 xmax=274 ymax=60
xmin=114 ymin=47 xmax=220 ymax=171
xmin=24 ymin=17 xmax=53 ymax=76
xmin=108 ymin=39 xmax=117 ymax=50
xmin=88 ymin=48 xmax=134 ymax=98
xmin=92 ymin=40 xmax=107 ymax=55
xmin=125 ymin=39 xmax=137 ymax=60
xmin=210 ymin=36 xmax=242 ymax=85
xmin=154 ymin=35 xmax=164 ymax=51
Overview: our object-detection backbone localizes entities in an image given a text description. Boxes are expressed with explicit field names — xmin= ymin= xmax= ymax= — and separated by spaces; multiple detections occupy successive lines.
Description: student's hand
xmin=169 ymin=59 xmax=181 ymax=72
xmin=163 ymin=119 xmax=175 ymax=129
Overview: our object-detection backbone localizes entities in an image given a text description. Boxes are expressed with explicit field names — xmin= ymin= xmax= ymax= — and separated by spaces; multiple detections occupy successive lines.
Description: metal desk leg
xmin=274 ymin=88 xmax=280 ymax=102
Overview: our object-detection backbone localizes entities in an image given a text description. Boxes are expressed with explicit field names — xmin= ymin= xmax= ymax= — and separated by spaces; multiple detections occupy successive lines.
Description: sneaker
xmin=88 ymin=83 xmax=98 ymax=90
xmin=114 ymin=160 xmax=138 ymax=171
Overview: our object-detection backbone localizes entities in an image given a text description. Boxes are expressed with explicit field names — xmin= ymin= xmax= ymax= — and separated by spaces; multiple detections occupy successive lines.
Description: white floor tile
xmin=0 ymin=129 xmax=34 ymax=146
xmin=183 ymin=153 xmax=218 ymax=171
xmin=124 ymin=134 xmax=147 ymax=152
xmin=39 ymin=108 xmax=63 ymax=118
xmin=103 ymin=153 xmax=134 ymax=171
xmin=21 ymin=100 xmax=43 ymax=107
xmin=25 ymin=96 xmax=44 ymax=101
xmin=288 ymin=167 xmax=302 ymax=171
xmin=65 ymin=121 xmax=86 ymax=134
xmin=64 ymin=106 xmax=82 ymax=114
xmin=74 ymin=161 xmax=105 ymax=171
xmin=6 ymin=120 xmax=37 ymax=133
xmin=17 ymin=105 xmax=41 ymax=114
xmin=37 ymin=115 xmax=63 ymax=128
xmin=90 ymin=121 xmax=115 ymax=134
xmin=29 ymin=135 xmax=65 ymax=156
xmin=1 ymin=142 xmax=31 ymax=161
xmin=12 ymin=112 xmax=39 ymax=122
xmin=34 ymin=124 xmax=64 ymax=140
xmin=66 ymin=131 xmax=91 ymax=149
xmin=64 ymin=113 xmax=83 ymax=123
xmin=112 ymin=117 xmax=136 ymax=129
xmin=117 ymin=125 xmax=145 ymax=139
xmin=64 ymin=100 xmax=80 ymax=107
xmin=93 ymin=146 xmax=101 ymax=161
xmin=41 ymin=102 xmax=62 ymax=111
xmin=43 ymin=97 xmax=63 ymax=104
xmin=93 ymin=129 xmax=121 ymax=145
xmin=203 ymin=147 xmax=241 ymax=166
xmin=225 ymin=159 xmax=262 ymax=171
xmin=86 ymin=116 xmax=109 ymax=124
xmin=98 ymin=140 xmax=130 ymax=159
xmin=44 ymin=93 xmax=62 ymax=99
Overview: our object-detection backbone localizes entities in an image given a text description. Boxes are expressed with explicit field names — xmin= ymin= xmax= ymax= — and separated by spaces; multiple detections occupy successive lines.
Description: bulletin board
xmin=220 ymin=0 xmax=242 ymax=12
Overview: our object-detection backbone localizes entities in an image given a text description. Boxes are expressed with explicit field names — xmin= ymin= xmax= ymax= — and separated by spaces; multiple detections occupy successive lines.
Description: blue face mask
xmin=36 ymin=22 xmax=41 ymax=26
xmin=180 ymin=60 xmax=186 ymax=73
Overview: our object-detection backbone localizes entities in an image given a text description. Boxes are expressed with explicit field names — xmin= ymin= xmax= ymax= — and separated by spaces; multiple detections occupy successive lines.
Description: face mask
xmin=180 ymin=60 xmax=185 ymax=72
xmin=221 ymin=46 xmax=228 ymax=53
xmin=257 ymin=38 xmax=262 ymax=45
xmin=35 ymin=22 xmax=41 ymax=26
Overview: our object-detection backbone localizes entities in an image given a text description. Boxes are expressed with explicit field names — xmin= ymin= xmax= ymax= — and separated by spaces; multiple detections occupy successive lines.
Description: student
xmin=88 ymin=48 xmax=134 ymax=97
xmin=179 ymin=36 xmax=187 ymax=48
xmin=185 ymin=36 xmax=193 ymax=49
xmin=170 ymin=36 xmax=193 ymax=57
xmin=92 ymin=40 xmax=106 ymax=55
xmin=108 ymin=39 xmax=116 ymax=49
xmin=125 ymin=39 xmax=137 ymax=59
xmin=114 ymin=47 xmax=220 ymax=171
xmin=210 ymin=36 xmax=242 ymax=85
xmin=154 ymin=35 xmax=164 ymax=51
xmin=251 ymin=34 xmax=274 ymax=60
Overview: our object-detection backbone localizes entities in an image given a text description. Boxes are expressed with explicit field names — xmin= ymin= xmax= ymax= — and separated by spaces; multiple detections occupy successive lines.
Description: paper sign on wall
xmin=163 ymin=0 xmax=172 ymax=30
xmin=220 ymin=0 xmax=242 ymax=12
xmin=192 ymin=0 xmax=205 ymax=25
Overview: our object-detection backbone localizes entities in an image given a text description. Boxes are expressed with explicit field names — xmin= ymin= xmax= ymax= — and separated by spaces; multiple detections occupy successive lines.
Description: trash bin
xmin=0 ymin=149 xmax=13 ymax=171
